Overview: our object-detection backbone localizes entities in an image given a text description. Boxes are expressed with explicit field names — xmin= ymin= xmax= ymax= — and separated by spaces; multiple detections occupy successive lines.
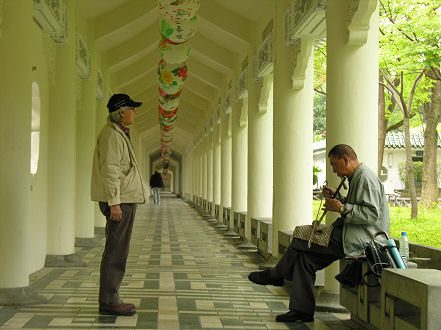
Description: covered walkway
xmin=0 ymin=194 xmax=356 ymax=329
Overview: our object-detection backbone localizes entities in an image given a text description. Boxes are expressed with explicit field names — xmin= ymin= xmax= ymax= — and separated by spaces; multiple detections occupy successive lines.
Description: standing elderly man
xmin=91 ymin=93 xmax=148 ymax=316
xmin=248 ymin=144 xmax=390 ymax=323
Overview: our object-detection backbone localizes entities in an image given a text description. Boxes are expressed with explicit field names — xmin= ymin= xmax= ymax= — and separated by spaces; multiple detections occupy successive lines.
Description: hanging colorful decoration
xmin=159 ymin=106 xmax=178 ymax=118
xmin=160 ymin=123 xmax=175 ymax=131
xmin=161 ymin=133 xmax=173 ymax=140
xmin=157 ymin=0 xmax=200 ymax=167
xmin=159 ymin=94 xmax=180 ymax=111
xmin=158 ymin=37 xmax=191 ymax=64
xmin=159 ymin=116 xmax=177 ymax=126
xmin=159 ymin=15 xmax=197 ymax=43
xmin=157 ymin=60 xmax=188 ymax=94
xmin=159 ymin=0 xmax=200 ymax=23
xmin=159 ymin=87 xmax=182 ymax=100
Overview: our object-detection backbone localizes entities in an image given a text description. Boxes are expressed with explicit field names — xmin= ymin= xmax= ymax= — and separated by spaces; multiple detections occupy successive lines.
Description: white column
xmin=46 ymin=0 xmax=79 ymax=262
xmin=231 ymin=97 xmax=248 ymax=214
xmin=207 ymin=130 xmax=213 ymax=210
xmin=94 ymin=100 xmax=107 ymax=229
xmin=189 ymin=149 xmax=194 ymax=200
xmin=202 ymin=136 xmax=207 ymax=203
xmin=197 ymin=140 xmax=204 ymax=198
xmin=213 ymin=123 xmax=221 ymax=212
xmin=183 ymin=150 xmax=190 ymax=199
xmin=192 ymin=146 xmax=197 ymax=201
xmin=75 ymin=33 xmax=97 ymax=241
xmin=247 ymin=71 xmax=273 ymax=239
xmin=273 ymin=0 xmax=314 ymax=256
xmin=221 ymin=112 xmax=232 ymax=220
xmin=325 ymin=1 xmax=379 ymax=292
xmin=0 ymin=0 xmax=33 ymax=289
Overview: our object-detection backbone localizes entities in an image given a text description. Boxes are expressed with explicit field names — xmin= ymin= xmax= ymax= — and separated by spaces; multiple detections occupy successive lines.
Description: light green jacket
xmin=338 ymin=163 xmax=390 ymax=255
xmin=91 ymin=122 xmax=148 ymax=206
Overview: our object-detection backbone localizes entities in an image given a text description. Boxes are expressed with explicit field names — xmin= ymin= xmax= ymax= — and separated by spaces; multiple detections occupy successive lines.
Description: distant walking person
xmin=91 ymin=93 xmax=148 ymax=316
xmin=150 ymin=170 xmax=164 ymax=205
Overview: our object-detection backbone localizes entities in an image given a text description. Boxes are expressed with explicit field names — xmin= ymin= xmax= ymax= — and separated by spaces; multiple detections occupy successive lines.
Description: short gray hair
xmin=107 ymin=106 xmax=129 ymax=124
xmin=328 ymin=144 xmax=358 ymax=160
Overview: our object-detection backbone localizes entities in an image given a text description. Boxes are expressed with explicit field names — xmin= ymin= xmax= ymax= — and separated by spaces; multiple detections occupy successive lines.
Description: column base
xmin=260 ymin=255 xmax=280 ymax=269
xmin=75 ymin=236 xmax=103 ymax=247
xmin=94 ymin=226 xmax=105 ymax=235
xmin=223 ymin=229 xmax=240 ymax=238
xmin=45 ymin=254 xmax=86 ymax=267
xmin=0 ymin=286 xmax=47 ymax=306
xmin=314 ymin=290 xmax=347 ymax=313
xmin=236 ymin=239 xmax=258 ymax=252
xmin=214 ymin=223 xmax=228 ymax=230
xmin=206 ymin=218 xmax=219 ymax=224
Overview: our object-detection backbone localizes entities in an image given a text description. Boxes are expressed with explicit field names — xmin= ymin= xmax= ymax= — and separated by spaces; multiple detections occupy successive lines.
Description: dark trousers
xmin=99 ymin=202 xmax=136 ymax=304
xmin=271 ymin=225 xmax=345 ymax=315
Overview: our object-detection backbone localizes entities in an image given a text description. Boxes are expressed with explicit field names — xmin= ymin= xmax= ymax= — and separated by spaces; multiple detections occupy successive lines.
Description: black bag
xmin=335 ymin=258 xmax=363 ymax=288
xmin=363 ymin=231 xmax=398 ymax=287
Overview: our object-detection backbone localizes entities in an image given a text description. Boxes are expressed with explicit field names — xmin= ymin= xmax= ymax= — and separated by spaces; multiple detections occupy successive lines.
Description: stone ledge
xmin=75 ymin=236 xmax=103 ymax=247
xmin=0 ymin=286 xmax=47 ymax=306
xmin=45 ymin=254 xmax=86 ymax=267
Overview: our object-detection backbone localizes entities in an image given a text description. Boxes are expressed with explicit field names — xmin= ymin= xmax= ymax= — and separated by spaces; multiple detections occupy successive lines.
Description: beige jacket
xmin=91 ymin=122 xmax=148 ymax=205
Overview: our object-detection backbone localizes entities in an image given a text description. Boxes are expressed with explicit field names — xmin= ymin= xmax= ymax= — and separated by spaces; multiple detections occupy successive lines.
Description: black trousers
xmin=270 ymin=225 xmax=345 ymax=315
xmin=98 ymin=202 xmax=136 ymax=304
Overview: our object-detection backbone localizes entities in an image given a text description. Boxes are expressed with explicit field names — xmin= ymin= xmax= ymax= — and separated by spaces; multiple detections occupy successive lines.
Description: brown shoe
xmin=120 ymin=301 xmax=135 ymax=309
xmin=99 ymin=302 xmax=136 ymax=316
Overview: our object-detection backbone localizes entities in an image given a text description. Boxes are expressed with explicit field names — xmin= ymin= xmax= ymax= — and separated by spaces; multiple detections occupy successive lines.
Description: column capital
xmin=236 ymin=66 xmax=248 ymax=100
xmin=239 ymin=98 xmax=248 ymax=128
xmin=289 ymin=38 xmax=314 ymax=90
xmin=254 ymin=30 xmax=274 ymax=80
xmin=0 ymin=0 xmax=4 ymax=38
xmin=258 ymin=75 xmax=273 ymax=114
xmin=346 ymin=0 xmax=378 ymax=46
xmin=224 ymin=88 xmax=232 ymax=114
xmin=224 ymin=112 xmax=232 ymax=137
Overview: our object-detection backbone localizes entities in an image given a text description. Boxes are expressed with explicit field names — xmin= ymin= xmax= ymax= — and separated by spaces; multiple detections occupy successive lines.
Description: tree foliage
xmin=313 ymin=44 xmax=327 ymax=141
xmin=379 ymin=0 xmax=440 ymax=121
xmin=380 ymin=0 xmax=441 ymax=70
xmin=313 ymin=94 xmax=326 ymax=141
xmin=379 ymin=0 xmax=441 ymax=217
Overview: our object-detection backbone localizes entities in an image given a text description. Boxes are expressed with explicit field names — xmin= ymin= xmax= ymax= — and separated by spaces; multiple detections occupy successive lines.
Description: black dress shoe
xmin=275 ymin=310 xmax=314 ymax=322
xmin=248 ymin=270 xmax=284 ymax=286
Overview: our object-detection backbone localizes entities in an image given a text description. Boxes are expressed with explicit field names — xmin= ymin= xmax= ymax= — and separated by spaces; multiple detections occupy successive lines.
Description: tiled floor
xmin=0 ymin=193 xmax=363 ymax=329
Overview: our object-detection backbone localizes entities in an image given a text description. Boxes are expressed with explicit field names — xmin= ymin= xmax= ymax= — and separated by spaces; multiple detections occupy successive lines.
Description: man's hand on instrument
xmin=322 ymin=185 xmax=335 ymax=199
xmin=322 ymin=198 xmax=343 ymax=213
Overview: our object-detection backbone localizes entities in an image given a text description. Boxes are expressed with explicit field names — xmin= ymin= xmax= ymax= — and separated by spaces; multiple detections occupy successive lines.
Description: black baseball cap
xmin=107 ymin=93 xmax=143 ymax=112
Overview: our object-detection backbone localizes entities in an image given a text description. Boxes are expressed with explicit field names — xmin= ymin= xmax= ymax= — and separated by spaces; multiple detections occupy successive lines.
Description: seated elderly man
xmin=248 ymin=144 xmax=390 ymax=323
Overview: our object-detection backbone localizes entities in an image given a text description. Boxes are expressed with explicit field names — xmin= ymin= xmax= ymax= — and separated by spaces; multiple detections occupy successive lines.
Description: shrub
xmin=398 ymin=161 xmax=441 ymax=188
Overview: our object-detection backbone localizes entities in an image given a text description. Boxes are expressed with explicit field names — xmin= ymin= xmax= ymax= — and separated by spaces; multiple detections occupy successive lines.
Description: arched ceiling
xmin=77 ymin=0 xmax=273 ymax=160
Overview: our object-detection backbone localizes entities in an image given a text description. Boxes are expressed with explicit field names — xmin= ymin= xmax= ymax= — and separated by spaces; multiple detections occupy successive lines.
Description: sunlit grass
xmin=312 ymin=200 xmax=441 ymax=248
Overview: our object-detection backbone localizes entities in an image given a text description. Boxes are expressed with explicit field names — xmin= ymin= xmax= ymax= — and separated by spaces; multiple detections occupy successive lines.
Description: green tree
xmin=313 ymin=44 xmax=327 ymax=141
xmin=379 ymin=0 xmax=441 ymax=217
xmin=313 ymin=94 xmax=326 ymax=141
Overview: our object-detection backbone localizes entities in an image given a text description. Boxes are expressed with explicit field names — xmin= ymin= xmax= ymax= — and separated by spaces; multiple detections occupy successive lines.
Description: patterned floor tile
xmin=0 ymin=194 xmax=355 ymax=329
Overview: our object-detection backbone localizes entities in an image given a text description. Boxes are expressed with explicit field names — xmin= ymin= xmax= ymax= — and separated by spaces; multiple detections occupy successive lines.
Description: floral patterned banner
xmin=157 ymin=0 xmax=200 ymax=166
xmin=159 ymin=0 xmax=200 ymax=23
xmin=159 ymin=94 xmax=180 ymax=111
xmin=157 ymin=60 xmax=188 ymax=94
xmin=158 ymin=37 xmax=191 ymax=64
xmin=160 ymin=15 xmax=197 ymax=43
